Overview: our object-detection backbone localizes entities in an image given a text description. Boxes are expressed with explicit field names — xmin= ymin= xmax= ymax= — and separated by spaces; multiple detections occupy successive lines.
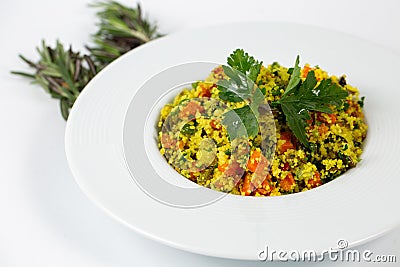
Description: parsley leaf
xmin=217 ymin=66 xmax=254 ymax=103
xmin=283 ymin=55 xmax=301 ymax=96
xmin=217 ymin=49 xmax=263 ymax=103
xmin=217 ymin=49 xmax=264 ymax=137
xmin=226 ymin=48 xmax=262 ymax=82
xmin=280 ymin=102 xmax=310 ymax=147
xmin=222 ymin=105 xmax=259 ymax=139
xmin=277 ymin=70 xmax=348 ymax=147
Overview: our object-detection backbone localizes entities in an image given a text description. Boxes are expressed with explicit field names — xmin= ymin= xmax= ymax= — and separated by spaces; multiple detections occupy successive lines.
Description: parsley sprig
xmin=218 ymin=49 xmax=348 ymax=148
xmin=218 ymin=49 xmax=264 ymax=138
xmin=277 ymin=58 xmax=348 ymax=148
xmin=217 ymin=49 xmax=263 ymax=105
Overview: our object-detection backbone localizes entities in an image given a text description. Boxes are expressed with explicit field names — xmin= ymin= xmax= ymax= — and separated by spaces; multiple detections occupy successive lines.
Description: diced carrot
xmin=279 ymin=132 xmax=295 ymax=153
xmin=328 ymin=114 xmax=337 ymax=124
xmin=260 ymin=174 xmax=274 ymax=195
xmin=280 ymin=173 xmax=295 ymax=192
xmin=242 ymin=173 xmax=252 ymax=196
xmin=261 ymin=174 xmax=272 ymax=187
xmin=189 ymin=173 xmax=197 ymax=182
xmin=161 ymin=134 xmax=176 ymax=149
xmin=317 ymin=112 xmax=337 ymax=124
xmin=280 ymin=141 xmax=294 ymax=153
xmin=218 ymin=163 xmax=228 ymax=172
xmin=302 ymin=65 xmax=313 ymax=78
xmin=179 ymin=101 xmax=204 ymax=119
xmin=178 ymin=140 xmax=185 ymax=150
xmin=256 ymin=188 xmax=268 ymax=195
xmin=318 ymin=123 xmax=329 ymax=135
xmin=251 ymin=156 xmax=270 ymax=187
xmin=225 ymin=161 xmax=243 ymax=176
xmin=256 ymin=157 xmax=269 ymax=174
xmin=280 ymin=132 xmax=292 ymax=141
xmin=210 ymin=119 xmax=222 ymax=130
xmin=199 ymin=85 xmax=211 ymax=97
xmin=307 ymin=171 xmax=322 ymax=188
xmin=247 ymin=150 xmax=263 ymax=173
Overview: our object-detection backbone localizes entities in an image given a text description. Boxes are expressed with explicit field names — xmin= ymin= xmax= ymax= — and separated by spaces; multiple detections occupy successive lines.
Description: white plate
xmin=65 ymin=22 xmax=400 ymax=260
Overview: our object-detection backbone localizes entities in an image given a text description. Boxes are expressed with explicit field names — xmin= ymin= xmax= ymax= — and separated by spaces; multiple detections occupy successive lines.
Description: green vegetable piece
xmin=192 ymin=81 xmax=199 ymax=89
xmin=358 ymin=96 xmax=365 ymax=108
xmin=180 ymin=123 xmax=195 ymax=136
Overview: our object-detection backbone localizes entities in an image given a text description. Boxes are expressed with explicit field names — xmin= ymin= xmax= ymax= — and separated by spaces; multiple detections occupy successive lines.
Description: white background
xmin=1 ymin=0 xmax=399 ymax=266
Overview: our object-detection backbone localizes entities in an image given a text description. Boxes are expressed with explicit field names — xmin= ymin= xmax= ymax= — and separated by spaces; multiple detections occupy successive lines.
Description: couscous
xmin=158 ymin=49 xmax=367 ymax=196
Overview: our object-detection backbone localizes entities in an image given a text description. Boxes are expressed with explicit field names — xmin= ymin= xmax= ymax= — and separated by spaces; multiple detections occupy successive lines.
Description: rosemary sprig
xmin=11 ymin=41 xmax=98 ymax=120
xmin=11 ymin=1 xmax=162 ymax=120
xmin=87 ymin=1 xmax=162 ymax=67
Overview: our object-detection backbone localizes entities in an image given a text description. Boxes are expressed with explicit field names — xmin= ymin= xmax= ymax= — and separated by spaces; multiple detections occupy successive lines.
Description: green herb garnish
xmin=282 ymin=56 xmax=301 ymax=97
xmin=217 ymin=49 xmax=264 ymax=139
xmin=342 ymin=101 xmax=350 ymax=111
xmin=358 ymin=96 xmax=365 ymax=108
xmin=277 ymin=68 xmax=348 ymax=147
xmin=192 ymin=81 xmax=199 ymax=89
xmin=226 ymin=49 xmax=262 ymax=82
xmin=218 ymin=49 xmax=348 ymax=148
xmin=217 ymin=49 xmax=263 ymax=104
xmin=181 ymin=123 xmax=195 ymax=136
xmin=222 ymin=105 xmax=259 ymax=139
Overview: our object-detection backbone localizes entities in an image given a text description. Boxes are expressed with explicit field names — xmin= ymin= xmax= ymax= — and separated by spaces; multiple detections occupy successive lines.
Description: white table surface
xmin=1 ymin=0 xmax=399 ymax=266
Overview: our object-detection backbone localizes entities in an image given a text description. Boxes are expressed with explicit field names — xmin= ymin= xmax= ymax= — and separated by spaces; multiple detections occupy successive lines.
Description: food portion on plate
xmin=157 ymin=49 xmax=367 ymax=196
